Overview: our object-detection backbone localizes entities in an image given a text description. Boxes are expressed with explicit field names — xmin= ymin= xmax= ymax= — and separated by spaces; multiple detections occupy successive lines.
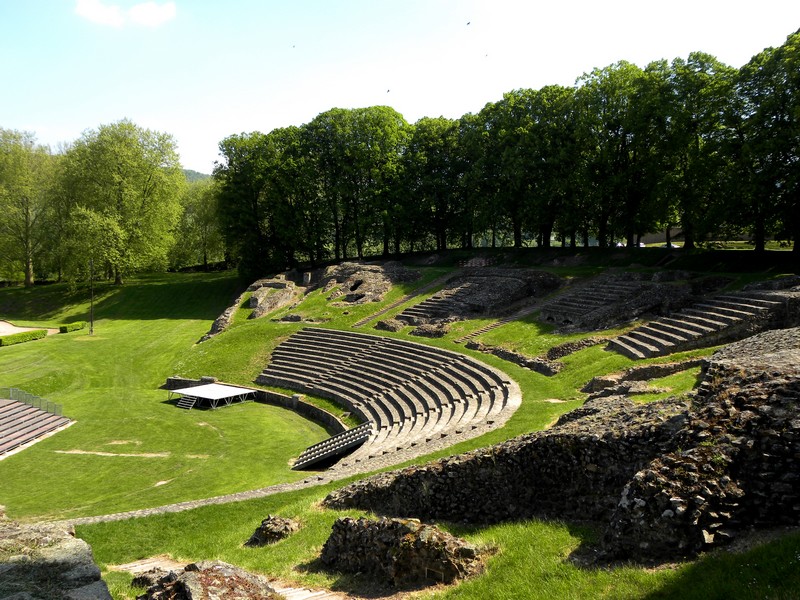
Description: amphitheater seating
xmin=256 ymin=327 xmax=518 ymax=469
xmin=540 ymin=279 xmax=649 ymax=325
xmin=607 ymin=293 xmax=784 ymax=359
xmin=0 ymin=398 xmax=71 ymax=456
xmin=396 ymin=282 xmax=475 ymax=323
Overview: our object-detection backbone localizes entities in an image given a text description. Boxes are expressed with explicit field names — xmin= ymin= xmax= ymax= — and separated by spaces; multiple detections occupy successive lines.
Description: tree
xmin=0 ymin=129 xmax=54 ymax=286
xmin=737 ymin=29 xmax=800 ymax=253
xmin=170 ymin=178 xmax=225 ymax=270
xmin=664 ymin=53 xmax=736 ymax=249
xmin=403 ymin=117 xmax=462 ymax=251
xmin=60 ymin=120 xmax=185 ymax=283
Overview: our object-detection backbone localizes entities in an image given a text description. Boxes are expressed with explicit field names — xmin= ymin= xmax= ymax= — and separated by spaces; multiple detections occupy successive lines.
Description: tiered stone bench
xmin=0 ymin=398 xmax=71 ymax=456
xmin=540 ymin=279 xmax=650 ymax=326
xmin=607 ymin=293 xmax=784 ymax=359
xmin=395 ymin=282 xmax=475 ymax=323
xmin=256 ymin=327 xmax=521 ymax=470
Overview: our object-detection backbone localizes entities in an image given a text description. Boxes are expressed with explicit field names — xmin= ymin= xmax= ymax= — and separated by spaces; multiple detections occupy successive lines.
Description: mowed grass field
xmin=2 ymin=265 xmax=799 ymax=599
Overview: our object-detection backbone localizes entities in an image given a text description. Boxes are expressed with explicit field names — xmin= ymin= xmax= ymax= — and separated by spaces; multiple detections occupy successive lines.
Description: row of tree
xmin=215 ymin=29 xmax=800 ymax=277
xmin=2 ymin=30 xmax=797 ymax=285
xmin=0 ymin=121 xmax=224 ymax=286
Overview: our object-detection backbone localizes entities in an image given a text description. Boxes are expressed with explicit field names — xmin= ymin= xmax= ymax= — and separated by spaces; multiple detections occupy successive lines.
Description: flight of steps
xmin=176 ymin=396 xmax=197 ymax=410
xmin=0 ymin=398 xmax=71 ymax=456
xmin=292 ymin=422 xmax=373 ymax=470
xmin=395 ymin=282 xmax=474 ymax=323
xmin=607 ymin=293 xmax=784 ymax=359
xmin=352 ymin=271 xmax=457 ymax=328
xmin=540 ymin=279 xmax=649 ymax=325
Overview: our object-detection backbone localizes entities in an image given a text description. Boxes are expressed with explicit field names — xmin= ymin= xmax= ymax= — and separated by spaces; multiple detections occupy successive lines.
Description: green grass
xmin=0 ymin=272 xmax=327 ymax=521
xmin=2 ymin=260 xmax=798 ymax=599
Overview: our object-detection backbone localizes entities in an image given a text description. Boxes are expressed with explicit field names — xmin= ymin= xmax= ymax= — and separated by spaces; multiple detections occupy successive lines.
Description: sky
xmin=2 ymin=1 xmax=800 ymax=174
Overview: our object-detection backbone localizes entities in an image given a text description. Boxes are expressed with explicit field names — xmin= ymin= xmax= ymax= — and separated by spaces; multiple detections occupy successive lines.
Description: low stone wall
xmin=325 ymin=328 xmax=800 ymax=561
xmin=582 ymin=359 xmax=704 ymax=393
xmin=249 ymin=284 xmax=296 ymax=319
xmin=320 ymin=517 xmax=484 ymax=587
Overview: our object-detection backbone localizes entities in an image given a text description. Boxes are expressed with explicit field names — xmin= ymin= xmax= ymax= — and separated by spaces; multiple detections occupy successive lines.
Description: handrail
xmin=0 ymin=387 xmax=63 ymax=417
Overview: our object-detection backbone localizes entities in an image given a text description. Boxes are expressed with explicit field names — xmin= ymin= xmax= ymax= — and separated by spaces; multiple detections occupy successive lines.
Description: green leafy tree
xmin=0 ymin=129 xmax=55 ymax=286
xmin=663 ymin=53 xmax=736 ymax=249
xmin=170 ymin=178 xmax=225 ymax=270
xmin=60 ymin=120 xmax=185 ymax=283
xmin=736 ymin=29 xmax=800 ymax=252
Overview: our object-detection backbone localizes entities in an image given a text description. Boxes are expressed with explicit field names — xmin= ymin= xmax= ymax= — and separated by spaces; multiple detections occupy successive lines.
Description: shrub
xmin=0 ymin=329 xmax=47 ymax=346
xmin=59 ymin=321 xmax=88 ymax=334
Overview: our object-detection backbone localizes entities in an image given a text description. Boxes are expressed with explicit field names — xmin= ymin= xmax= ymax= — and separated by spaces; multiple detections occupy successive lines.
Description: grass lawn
xmin=2 ymin=261 xmax=798 ymax=599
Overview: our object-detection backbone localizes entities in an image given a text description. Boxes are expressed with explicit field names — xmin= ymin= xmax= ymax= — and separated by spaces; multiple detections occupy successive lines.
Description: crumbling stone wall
xmin=321 ymin=261 xmax=419 ymax=304
xmin=325 ymin=397 xmax=689 ymax=524
xmin=320 ymin=517 xmax=484 ymax=586
xmin=325 ymin=328 xmax=800 ymax=561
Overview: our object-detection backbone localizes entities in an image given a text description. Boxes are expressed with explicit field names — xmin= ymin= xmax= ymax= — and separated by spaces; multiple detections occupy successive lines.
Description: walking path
xmin=0 ymin=320 xmax=58 ymax=336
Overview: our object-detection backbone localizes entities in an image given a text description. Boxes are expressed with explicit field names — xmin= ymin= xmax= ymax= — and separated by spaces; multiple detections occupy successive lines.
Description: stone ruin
xmin=244 ymin=514 xmax=300 ymax=547
xmin=248 ymin=279 xmax=296 ymax=320
xmin=324 ymin=327 xmax=800 ymax=562
xmin=0 ymin=511 xmax=111 ymax=600
xmin=397 ymin=268 xmax=562 ymax=327
xmin=320 ymin=261 xmax=419 ymax=305
xmin=134 ymin=560 xmax=280 ymax=600
xmin=320 ymin=516 xmax=484 ymax=587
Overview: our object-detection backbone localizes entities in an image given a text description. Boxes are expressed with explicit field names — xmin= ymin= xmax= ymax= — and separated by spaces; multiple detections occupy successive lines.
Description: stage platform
xmin=168 ymin=383 xmax=256 ymax=410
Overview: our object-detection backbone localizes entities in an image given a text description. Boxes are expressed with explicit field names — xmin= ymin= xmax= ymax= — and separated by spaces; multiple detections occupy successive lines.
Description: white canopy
xmin=169 ymin=383 xmax=256 ymax=408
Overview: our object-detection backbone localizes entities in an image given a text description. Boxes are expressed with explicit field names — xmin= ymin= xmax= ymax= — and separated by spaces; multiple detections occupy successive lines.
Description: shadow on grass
xmin=296 ymin=555 xmax=445 ymax=599
xmin=640 ymin=527 xmax=800 ymax=600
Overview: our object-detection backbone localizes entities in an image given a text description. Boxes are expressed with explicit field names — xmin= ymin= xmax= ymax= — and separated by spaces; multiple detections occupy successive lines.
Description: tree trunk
xmin=114 ymin=268 xmax=123 ymax=285
xmin=24 ymin=257 xmax=34 ymax=288
xmin=753 ymin=215 xmax=766 ymax=252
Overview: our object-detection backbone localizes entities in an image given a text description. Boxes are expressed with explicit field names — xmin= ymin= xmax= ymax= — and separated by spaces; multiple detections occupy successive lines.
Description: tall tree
xmin=60 ymin=120 xmax=185 ymax=283
xmin=170 ymin=178 xmax=225 ymax=270
xmin=0 ymin=129 xmax=54 ymax=286
xmin=664 ymin=53 xmax=736 ymax=249
xmin=737 ymin=30 xmax=800 ymax=252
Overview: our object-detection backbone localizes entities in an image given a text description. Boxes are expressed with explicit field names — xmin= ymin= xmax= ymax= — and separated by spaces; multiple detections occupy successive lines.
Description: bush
xmin=0 ymin=329 xmax=47 ymax=346
xmin=59 ymin=321 xmax=88 ymax=334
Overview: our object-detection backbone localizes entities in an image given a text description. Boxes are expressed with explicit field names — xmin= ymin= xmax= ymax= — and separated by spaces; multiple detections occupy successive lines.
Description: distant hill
xmin=183 ymin=169 xmax=211 ymax=182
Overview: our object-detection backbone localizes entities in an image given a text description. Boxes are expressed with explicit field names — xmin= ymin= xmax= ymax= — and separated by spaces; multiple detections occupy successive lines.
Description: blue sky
xmin=2 ymin=1 xmax=799 ymax=173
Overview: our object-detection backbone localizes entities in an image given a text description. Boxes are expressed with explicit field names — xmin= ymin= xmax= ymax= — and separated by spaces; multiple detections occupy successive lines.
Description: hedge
xmin=59 ymin=321 xmax=88 ymax=334
xmin=0 ymin=329 xmax=47 ymax=347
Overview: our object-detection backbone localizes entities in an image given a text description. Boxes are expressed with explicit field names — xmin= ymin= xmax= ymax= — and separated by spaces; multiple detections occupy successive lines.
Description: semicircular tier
xmin=256 ymin=327 xmax=521 ymax=472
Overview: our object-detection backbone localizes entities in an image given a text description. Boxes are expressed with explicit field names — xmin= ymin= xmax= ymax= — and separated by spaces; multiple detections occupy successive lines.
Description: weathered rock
xmin=244 ymin=515 xmax=300 ymax=547
xmin=136 ymin=560 xmax=280 ymax=600
xmin=250 ymin=283 xmax=295 ymax=319
xmin=320 ymin=517 xmax=484 ymax=587
xmin=375 ymin=318 xmax=405 ymax=332
xmin=0 ymin=519 xmax=111 ymax=600
xmin=322 ymin=262 xmax=419 ymax=305
xmin=410 ymin=323 xmax=449 ymax=338
xmin=324 ymin=328 xmax=800 ymax=562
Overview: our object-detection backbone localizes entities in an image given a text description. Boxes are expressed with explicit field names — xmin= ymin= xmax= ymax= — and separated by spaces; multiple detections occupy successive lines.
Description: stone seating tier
xmin=258 ymin=327 xmax=518 ymax=469
xmin=608 ymin=294 xmax=784 ymax=359
xmin=0 ymin=399 xmax=70 ymax=455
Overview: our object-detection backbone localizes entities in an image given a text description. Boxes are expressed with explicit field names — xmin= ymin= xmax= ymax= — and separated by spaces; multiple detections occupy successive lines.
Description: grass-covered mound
xmin=1 ymin=255 xmax=798 ymax=599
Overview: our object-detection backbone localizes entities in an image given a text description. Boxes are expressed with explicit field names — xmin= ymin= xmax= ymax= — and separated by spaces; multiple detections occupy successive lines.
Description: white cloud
xmin=127 ymin=2 xmax=177 ymax=27
xmin=75 ymin=0 xmax=176 ymax=28
xmin=75 ymin=0 xmax=124 ymax=27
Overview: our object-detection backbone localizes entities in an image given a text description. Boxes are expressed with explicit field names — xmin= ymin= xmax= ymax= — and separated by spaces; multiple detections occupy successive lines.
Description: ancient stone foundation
xmin=320 ymin=517 xmax=484 ymax=587
xmin=325 ymin=328 xmax=800 ymax=561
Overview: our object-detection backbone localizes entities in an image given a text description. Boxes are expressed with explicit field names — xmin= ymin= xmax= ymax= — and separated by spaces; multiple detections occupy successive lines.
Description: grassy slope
xmin=0 ymin=272 xmax=328 ymax=520
xmin=3 ymin=261 xmax=799 ymax=599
